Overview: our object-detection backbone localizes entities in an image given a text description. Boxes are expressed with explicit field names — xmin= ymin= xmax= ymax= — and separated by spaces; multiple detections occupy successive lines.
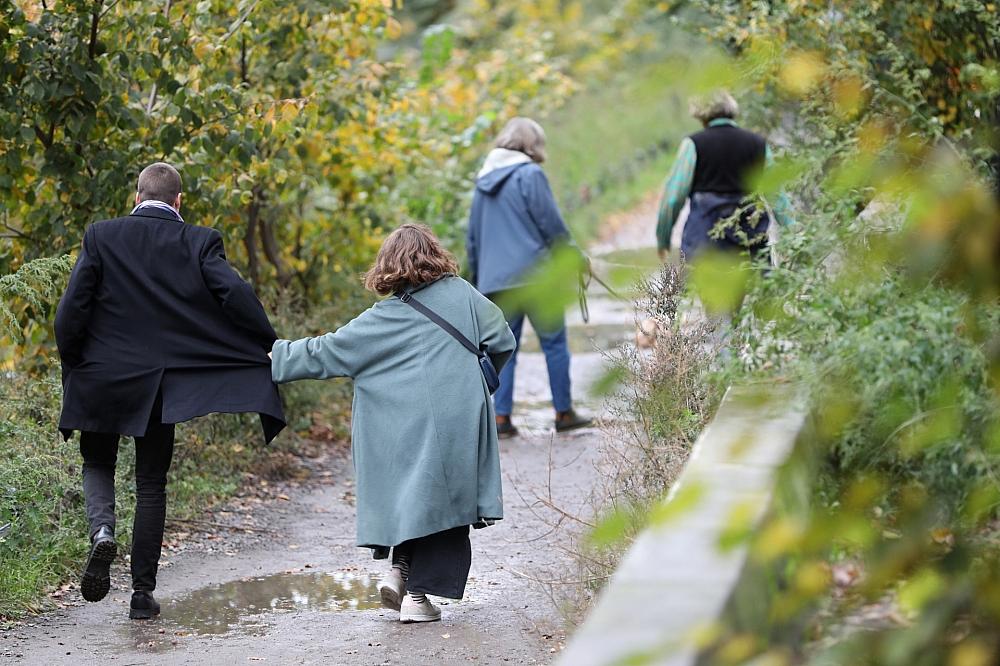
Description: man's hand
xmin=658 ymin=248 xmax=669 ymax=263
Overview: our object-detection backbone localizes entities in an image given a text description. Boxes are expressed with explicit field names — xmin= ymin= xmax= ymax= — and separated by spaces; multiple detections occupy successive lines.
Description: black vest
xmin=689 ymin=123 xmax=767 ymax=195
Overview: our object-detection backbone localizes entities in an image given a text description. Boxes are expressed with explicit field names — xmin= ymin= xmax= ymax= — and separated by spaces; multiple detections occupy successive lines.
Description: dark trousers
xmin=392 ymin=526 xmax=472 ymax=599
xmin=682 ymin=191 xmax=770 ymax=262
xmin=80 ymin=398 xmax=175 ymax=592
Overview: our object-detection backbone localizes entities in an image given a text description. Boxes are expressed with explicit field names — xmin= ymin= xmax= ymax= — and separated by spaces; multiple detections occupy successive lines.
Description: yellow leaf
xmin=949 ymin=642 xmax=994 ymax=666
xmin=385 ymin=17 xmax=402 ymax=39
xmin=899 ymin=569 xmax=944 ymax=615
xmin=281 ymin=101 xmax=299 ymax=122
xmin=779 ymin=51 xmax=826 ymax=96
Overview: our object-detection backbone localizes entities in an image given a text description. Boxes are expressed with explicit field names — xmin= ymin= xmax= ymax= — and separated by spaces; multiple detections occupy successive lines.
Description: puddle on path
xmin=117 ymin=571 xmax=381 ymax=648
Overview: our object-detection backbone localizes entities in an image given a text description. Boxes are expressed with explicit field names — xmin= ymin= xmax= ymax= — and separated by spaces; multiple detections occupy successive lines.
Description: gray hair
xmin=137 ymin=162 xmax=182 ymax=204
xmin=690 ymin=90 xmax=740 ymax=124
xmin=495 ymin=117 xmax=547 ymax=163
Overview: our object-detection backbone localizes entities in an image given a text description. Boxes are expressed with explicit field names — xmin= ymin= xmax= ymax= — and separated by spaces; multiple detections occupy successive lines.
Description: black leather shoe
xmin=496 ymin=419 xmax=519 ymax=439
xmin=80 ymin=525 xmax=116 ymax=602
xmin=129 ymin=591 xmax=161 ymax=620
xmin=555 ymin=410 xmax=593 ymax=433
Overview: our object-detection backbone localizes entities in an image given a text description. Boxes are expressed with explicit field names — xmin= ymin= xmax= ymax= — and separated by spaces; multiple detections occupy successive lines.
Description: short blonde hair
xmin=690 ymin=90 xmax=740 ymax=124
xmin=363 ymin=223 xmax=460 ymax=296
xmin=495 ymin=117 xmax=547 ymax=163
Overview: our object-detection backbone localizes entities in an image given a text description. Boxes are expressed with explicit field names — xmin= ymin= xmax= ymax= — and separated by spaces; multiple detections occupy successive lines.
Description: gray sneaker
xmin=400 ymin=594 xmax=441 ymax=623
xmin=378 ymin=569 xmax=406 ymax=611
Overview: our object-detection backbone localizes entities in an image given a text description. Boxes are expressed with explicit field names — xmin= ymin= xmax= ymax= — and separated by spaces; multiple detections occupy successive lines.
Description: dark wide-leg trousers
xmin=79 ymin=396 xmax=175 ymax=593
xmin=391 ymin=526 xmax=472 ymax=600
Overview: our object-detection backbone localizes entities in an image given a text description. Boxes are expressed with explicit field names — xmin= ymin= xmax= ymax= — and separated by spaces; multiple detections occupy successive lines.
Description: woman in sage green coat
xmin=270 ymin=224 xmax=515 ymax=623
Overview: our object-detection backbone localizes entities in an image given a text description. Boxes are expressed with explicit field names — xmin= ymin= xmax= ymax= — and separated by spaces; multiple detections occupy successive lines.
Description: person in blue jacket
xmin=466 ymin=117 xmax=592 ymax=438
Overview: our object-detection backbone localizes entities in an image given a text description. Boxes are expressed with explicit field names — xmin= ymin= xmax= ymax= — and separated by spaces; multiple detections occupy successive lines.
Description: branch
xmin=145 ymin=0 xmax=173 ymax=114
xmin=99 ymin=0 xmax=123 ymax=19
xmin=244 ymin=191 xmax=261 ymax=285
xmin=73 ymin=143 xmax=96 ymax=179
xmin=32 ymin=124 xmax=52 ymax=148
xmin=88 ymin=1 xmax=102 ymax=60
xmin=221 ymin=0 xmax=261 ymax=42
xmin=240 ymin=34 xmax=248 ymax=84
xmin=3 ymin=223 xmax=44 ymax=244
xmin=259 ymin=213 xmax=292 ymax=288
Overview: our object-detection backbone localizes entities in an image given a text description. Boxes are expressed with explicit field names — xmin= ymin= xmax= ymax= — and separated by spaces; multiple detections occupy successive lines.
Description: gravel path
xmin=2 ymin=211 xmax=655 ymax=666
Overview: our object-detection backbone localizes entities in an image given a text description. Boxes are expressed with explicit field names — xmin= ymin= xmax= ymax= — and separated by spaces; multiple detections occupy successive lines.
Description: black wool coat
xmin=54 ymin=206 xmax=285 ymax=443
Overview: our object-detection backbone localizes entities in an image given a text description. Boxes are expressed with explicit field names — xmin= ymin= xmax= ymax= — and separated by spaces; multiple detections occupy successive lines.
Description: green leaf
xmin=687 ymin=251 xmax=750 ymax=315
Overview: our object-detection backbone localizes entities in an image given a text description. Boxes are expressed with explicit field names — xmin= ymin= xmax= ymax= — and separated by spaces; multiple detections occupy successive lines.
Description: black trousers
xmin=79 ymin=396 xmax=175 ymax=593
xmin=391 ymin=526 xmax=472 ymax=600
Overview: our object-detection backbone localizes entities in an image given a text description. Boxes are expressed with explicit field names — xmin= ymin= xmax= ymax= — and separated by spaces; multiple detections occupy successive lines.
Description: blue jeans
xmin=489 ymin=294 xmax=572 ymax=416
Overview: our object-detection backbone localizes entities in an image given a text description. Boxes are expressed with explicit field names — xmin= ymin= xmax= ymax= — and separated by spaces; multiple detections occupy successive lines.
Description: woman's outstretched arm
xmin=270 ymin=311 xmax=371 ymax=383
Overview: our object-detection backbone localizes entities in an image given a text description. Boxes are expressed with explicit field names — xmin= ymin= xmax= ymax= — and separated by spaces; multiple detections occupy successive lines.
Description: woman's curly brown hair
xmin=363 ymin=223 xmax=460 ymax=296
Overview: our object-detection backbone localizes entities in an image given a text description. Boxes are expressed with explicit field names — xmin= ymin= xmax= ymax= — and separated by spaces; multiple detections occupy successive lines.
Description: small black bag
xmin=400 ymin=291 xmax=501 ymax=394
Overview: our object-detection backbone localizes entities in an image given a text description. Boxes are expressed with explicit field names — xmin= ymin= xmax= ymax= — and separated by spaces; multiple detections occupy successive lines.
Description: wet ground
xmin=2 ymin=214 xmax=655 ymax=666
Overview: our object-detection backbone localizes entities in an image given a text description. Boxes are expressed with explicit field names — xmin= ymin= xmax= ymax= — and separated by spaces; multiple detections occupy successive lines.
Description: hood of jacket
xmin=476 ymin=148 xmax=534 ymax=195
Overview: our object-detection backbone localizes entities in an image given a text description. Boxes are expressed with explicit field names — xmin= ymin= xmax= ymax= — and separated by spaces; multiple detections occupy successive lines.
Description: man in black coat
xmin=54 ymin=162 xmax=285 ymax=619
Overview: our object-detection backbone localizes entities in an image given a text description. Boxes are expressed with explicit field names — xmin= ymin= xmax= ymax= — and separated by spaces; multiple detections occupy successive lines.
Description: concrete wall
xmin=558 ymin=386 xmax=811 ymax=666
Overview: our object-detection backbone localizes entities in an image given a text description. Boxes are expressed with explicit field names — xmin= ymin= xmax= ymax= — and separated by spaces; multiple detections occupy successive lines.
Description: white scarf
xmin=131 ymin=199 xmax=184 ymax=222
xmin=477 ymin=148 xmax=533 ymax=179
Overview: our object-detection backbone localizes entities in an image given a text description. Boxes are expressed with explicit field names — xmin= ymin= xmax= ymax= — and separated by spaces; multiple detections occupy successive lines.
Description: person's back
xmin=688 ymin=123 xmax=766 ymax=196
xmin=465 ymin=118 xmax=593 ymax=438
xmin=270 ymin=224 xmax=517 ymax=623
xmin=55 ymin=162 xmax=284 ymax=620
xmin=78 ymin=214 xmax=272 ymax=370
xmin=57 ymin=204 xmax=282 ymax=439
xmin=655 ymin=91 xmax=792 ymax=261
xmin=468 ymin=158 xmax=565 ymax=295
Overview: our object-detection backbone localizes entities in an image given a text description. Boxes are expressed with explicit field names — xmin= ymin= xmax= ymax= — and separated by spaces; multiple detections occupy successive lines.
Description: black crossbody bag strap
xmin=399 ymin=292 xmax=484 ymax=358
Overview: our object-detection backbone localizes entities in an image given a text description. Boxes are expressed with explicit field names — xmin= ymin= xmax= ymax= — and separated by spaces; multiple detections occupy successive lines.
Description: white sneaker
xmin=399 ymin=594 xmax=441 ymax=623
xmin=378 ymin=569 xmax=406 ymax=611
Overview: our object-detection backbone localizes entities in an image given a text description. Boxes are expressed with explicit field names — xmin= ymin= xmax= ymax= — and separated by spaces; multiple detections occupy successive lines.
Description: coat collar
xmin=129 ymin=206 xmax=184 ymax=223
xmin=397 ymin=273 xmax=455 ymax=299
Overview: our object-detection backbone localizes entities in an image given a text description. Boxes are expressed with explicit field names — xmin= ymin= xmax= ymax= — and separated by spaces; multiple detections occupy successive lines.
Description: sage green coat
xmin=270 ymin=276 xmax=516 ymax=548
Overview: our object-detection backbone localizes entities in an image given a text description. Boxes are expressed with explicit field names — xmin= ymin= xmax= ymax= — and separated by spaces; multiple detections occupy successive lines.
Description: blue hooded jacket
xmin=466 ymin=151 xmax=574 ymax=296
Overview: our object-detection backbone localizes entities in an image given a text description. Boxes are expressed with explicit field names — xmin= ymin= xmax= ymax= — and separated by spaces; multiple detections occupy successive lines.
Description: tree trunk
xmin=88 ymin=2 xmax=102 ymax=60
xmin=259 ymin=213 xmax=292 ymax=289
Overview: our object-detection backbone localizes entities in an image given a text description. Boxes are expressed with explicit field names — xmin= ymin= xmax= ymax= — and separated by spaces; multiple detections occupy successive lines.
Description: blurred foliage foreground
xmin=575 ymin=1 xmax=1000 ymax=665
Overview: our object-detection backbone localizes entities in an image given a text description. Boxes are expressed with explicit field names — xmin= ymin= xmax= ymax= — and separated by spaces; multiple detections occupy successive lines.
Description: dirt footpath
xmin=3 ymin=213 xmax=653 ymax=666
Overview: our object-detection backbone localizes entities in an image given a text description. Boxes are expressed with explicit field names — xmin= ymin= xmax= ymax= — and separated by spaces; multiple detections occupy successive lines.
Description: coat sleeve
xmin=200 ymin=230 xmax=276 ymax=348
xmin=55 ymin=226 xmax=102 ymax=369
xmin=471 ymin=286 xmax=516 ymax=373
xmin=270 ymin=311 xmax=372 ymax=383
xmin=519 ymin=166 xmax=572 ymax=247
xmin=656 ymin=137 xmax=696 ymax=251
xmin=765 ymin=144 xmax=795 ymax=227
xmin=519 ymin=166 xmax=587 ymax=270
xmin=466 ymin=196 xmax=480 ymax=288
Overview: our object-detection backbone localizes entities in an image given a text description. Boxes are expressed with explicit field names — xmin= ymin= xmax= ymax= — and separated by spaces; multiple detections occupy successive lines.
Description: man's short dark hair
xmin=136 ymin=162 xmax=182 ymax=204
